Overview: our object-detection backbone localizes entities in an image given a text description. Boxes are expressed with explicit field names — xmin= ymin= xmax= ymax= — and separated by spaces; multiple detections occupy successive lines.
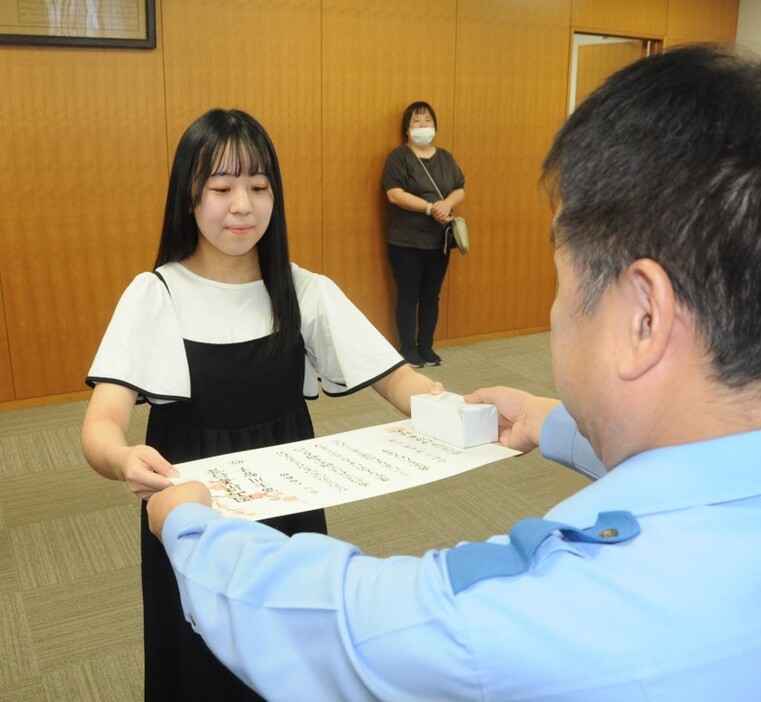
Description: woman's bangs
xmin=210 ymin=138 xmax=268 ymax=178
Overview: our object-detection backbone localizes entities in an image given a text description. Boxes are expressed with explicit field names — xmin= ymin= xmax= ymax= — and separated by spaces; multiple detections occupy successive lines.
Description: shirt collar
xmin=546 ymin=429 xmax=761 ymax=525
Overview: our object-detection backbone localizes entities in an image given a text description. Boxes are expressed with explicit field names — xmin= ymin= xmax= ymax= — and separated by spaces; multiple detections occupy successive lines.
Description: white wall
xmin=736 ymin=0 xmax=761 ymax=55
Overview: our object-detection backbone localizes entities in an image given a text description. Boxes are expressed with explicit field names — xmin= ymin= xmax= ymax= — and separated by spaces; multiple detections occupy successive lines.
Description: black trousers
xmin=387 ymin=243 xmax=450 ymax=353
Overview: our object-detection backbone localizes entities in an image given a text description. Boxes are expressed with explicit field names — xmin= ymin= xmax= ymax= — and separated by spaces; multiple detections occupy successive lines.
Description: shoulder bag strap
xmin=407 ymin=144 xmax=445 ymax=200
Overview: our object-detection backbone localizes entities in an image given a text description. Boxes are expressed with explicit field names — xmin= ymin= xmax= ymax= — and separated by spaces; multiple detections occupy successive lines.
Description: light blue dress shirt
xmin=162 ymin=408 xmax=761 ymax=701
xmin=540 ymin=404 xmax=607 ymax=479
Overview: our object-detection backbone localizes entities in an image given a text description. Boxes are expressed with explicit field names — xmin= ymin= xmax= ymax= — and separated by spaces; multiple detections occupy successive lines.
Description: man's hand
xmin=464 ymin=387 xmax=560 ymax=453
xmin=147 ymin=481 xmax=213 ymax=543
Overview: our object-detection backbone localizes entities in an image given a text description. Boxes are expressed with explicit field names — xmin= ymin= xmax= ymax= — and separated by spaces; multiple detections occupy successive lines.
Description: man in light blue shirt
xmin=147 ymin=45 xmax=761 ymax=700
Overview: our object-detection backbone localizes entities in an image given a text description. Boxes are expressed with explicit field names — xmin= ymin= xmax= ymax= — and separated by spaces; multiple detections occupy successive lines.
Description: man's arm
xmin=539 ymin=404 xmax=607 ymax=479
xmin=147 ymin=483 xmax=478 ymax=701
xmin=147 ymin=480 xmax=212 ymax=539
xmin=464 ymin=387 xmax=606 ymax=478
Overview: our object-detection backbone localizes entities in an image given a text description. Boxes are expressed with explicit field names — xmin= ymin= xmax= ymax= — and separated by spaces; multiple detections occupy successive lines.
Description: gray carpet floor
xmin=0 ymin=332 xmax=583 ymax=701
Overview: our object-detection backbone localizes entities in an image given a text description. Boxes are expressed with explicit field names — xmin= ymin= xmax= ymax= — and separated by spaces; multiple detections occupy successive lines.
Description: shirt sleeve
xmin=539 ymin=404 xmax=607 ymax=479
xmin=295 ymin=266 xmax=405 ymax=396
xmin=444 ymin=150 xmax=466 ymax=191
xmin=162 ymin=503 xmax=480 ymax=701
xmin=381 ymin=146 xmax=409 ymax=192
xmin=85 ymin=272 xmax=191 ymax=403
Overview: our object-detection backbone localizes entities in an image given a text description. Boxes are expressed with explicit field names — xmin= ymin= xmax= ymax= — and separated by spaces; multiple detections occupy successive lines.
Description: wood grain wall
xmin=575 ymin=41 xmax=647 ymax=109
xmin=449 ymin=0 xmax=569 ymax=339
xmin=0 ymin=0 xmax=740 ymax=407
xmin=0 ymin=21 xmax=167 ymax=403
xmin=321 ymin=0 xmax=460 ymax=336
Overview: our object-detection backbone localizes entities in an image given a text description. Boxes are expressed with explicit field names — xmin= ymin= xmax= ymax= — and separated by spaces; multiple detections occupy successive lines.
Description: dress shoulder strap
xmin=152 ymin=269 xmax=171 ymax=296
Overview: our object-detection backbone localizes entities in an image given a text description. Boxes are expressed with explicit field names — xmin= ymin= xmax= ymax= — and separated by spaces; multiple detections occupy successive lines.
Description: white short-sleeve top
xmin=86 ymin=262 xmax=404 ymax=403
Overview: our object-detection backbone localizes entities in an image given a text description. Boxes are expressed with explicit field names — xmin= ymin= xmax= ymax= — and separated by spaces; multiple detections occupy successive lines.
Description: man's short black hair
xmin=543 ymin=44 xmax=761 ymax=387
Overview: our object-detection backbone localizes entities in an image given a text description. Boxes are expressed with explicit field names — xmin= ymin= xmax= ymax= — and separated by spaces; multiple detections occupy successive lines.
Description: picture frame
xmin=0 ymin=0 xmax=155 ymax=49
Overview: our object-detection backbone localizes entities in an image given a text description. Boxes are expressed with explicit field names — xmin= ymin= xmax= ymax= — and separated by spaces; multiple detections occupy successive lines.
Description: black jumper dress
xmin=140 ymin=334 xmax=327 ymax=701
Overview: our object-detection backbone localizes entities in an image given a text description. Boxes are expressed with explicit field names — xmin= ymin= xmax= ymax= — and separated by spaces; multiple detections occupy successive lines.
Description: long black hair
xmin=155 ymin=108 xmax=301 ymax=354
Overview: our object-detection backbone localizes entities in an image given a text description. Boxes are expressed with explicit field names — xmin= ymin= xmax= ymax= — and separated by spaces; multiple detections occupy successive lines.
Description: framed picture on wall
xmin=0 ymin=0 xmax=155 ymax=49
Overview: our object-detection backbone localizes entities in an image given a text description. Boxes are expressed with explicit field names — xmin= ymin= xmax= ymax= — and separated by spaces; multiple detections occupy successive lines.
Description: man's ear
xmin=618 ymin=258 xmax=676 ymax=381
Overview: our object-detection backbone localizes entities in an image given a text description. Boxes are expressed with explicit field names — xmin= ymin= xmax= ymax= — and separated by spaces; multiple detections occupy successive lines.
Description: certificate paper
xmin=173 ymin=420 xmax=519 ymax=521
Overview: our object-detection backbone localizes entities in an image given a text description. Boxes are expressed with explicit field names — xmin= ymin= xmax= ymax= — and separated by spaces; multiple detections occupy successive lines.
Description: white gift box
xmin=410 ymin=392 xmax=499 ymax=448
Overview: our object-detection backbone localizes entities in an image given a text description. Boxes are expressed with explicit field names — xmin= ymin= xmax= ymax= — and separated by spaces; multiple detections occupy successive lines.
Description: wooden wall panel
xmin=322 ymin=0 xmax=457 ymax=341
xmin=0 ymin=280 xmax=14 ymax=401
xmin=0 ymin=24 xmax=167 ymax=400
xmin=448 ymin=0 xmax=571 ymax=340
xmin=666 ymin=0 xmax=740 ymax=46
xmin=0 ymin=0 xmax=742 ymax=408
xmin=572 ymin=0 xmax=668 ymax=38
xmin=575 ymin=41 xmax=645 ymax=107
xmin=161 ymin=0 xmax=323 ymax=273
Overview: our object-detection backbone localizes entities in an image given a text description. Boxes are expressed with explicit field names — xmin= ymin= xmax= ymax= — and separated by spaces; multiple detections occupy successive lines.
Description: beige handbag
xmin=448 ymin=216 xmax=469 ymax=253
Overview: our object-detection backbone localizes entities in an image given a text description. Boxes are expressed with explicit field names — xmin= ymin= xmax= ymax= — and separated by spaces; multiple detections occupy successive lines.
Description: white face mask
xmin=409 ymin=127 xmax=435 ymax=146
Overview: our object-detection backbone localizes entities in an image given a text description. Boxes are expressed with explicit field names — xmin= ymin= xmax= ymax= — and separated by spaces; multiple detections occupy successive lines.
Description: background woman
xmin=382 ymin=101 xmax=465 ymax=367
xmin=81 ymin=108 xmax=440 ymax=701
